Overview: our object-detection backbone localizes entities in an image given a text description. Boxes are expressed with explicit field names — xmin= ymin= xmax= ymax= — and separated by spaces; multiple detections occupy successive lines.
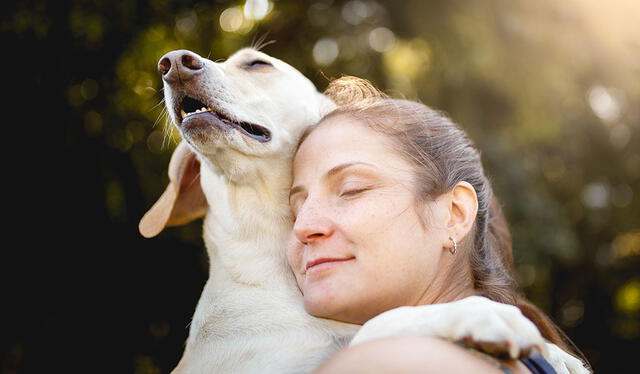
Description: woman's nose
xmin=292 ymin=204 xmax=334 ymax=244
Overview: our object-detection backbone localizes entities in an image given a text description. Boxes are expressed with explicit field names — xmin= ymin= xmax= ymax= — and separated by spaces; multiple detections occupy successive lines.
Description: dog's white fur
xmin=140 ymin=48 xmax=589 ymax=374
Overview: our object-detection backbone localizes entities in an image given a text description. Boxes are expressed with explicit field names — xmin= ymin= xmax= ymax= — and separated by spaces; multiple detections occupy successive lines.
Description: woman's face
xmin=287 ymin=116 xmax=453 ymax=324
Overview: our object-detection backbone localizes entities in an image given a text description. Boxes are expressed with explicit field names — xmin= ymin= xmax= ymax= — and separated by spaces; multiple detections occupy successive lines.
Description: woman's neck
xmin=416 ymin=256 xmax=476 ymax=306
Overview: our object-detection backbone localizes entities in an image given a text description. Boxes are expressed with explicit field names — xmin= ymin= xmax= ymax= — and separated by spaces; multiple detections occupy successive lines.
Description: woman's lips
xmin=305 ymin=257 xmax=355 ymax=273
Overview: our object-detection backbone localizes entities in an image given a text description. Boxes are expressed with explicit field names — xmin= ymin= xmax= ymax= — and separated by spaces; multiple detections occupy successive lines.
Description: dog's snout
xmin=158 ymin=50 xmax=204 ymax=83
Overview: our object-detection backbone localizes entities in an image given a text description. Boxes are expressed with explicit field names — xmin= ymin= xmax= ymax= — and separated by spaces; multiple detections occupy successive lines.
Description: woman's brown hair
xmin=302 ymin=76 xmax=585 ymax=361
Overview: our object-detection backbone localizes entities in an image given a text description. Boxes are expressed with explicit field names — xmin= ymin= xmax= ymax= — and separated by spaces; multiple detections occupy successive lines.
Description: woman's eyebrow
xmin=325 ymin=161 xmax=378 ymax=180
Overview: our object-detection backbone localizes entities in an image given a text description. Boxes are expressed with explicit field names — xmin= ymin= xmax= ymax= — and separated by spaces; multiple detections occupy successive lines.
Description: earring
xmin=449 ymin=236 xmax=457 ymax=255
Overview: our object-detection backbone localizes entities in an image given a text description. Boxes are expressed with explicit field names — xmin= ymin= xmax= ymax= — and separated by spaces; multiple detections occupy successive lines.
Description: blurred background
xmin=3 ymin=0 xmax=639 ymax=373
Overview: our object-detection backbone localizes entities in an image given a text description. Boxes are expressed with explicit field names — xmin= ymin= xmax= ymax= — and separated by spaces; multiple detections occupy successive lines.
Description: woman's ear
xmin=139 ymin=141 xmax=208 ymax=238
xmin=446 ymin=181 xmax=479 ymax=243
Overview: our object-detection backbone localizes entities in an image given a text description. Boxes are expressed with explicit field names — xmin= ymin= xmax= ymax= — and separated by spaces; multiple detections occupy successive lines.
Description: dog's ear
xmin=139 ymin=141 xmax=208 ymax=238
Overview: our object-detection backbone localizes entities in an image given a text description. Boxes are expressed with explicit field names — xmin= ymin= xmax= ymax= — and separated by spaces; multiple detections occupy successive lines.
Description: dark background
xmin=3 ymin=0 xmax=639 ymax=373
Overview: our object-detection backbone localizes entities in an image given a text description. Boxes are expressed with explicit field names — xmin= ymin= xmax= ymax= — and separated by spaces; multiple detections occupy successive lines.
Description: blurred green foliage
xmin=9 ymin=0 xmax=640 ymax=373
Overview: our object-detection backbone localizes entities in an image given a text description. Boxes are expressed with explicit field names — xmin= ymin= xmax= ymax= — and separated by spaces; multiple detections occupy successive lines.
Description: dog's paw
xmin=350 ymin=296 xmax=546 ymax=360
xmin=544 ymin=343 xmax=591 ymax=374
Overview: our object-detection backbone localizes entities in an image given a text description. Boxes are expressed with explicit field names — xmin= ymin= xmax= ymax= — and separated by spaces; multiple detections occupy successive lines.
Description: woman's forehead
xmin=296 ymin=119 xmax=379 ymax=162
xmin=293 ymin=117 xmax=408 ymax=180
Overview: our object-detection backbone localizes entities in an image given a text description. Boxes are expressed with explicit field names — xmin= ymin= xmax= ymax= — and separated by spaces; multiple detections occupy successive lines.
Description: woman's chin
xmin=301 ymin=269 xmax=365 ymax=322
xmin=303 ymin=291 xmax=365 ymax=324
xmin=304 ymin=290 xmax=347 ymax=320
xmin=304 ymin=302 xmax=368 ymax=325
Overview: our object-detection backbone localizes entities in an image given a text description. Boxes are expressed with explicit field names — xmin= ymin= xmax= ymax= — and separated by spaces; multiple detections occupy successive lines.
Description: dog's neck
xmin=199 ymin=155 xmax=296 ymax=288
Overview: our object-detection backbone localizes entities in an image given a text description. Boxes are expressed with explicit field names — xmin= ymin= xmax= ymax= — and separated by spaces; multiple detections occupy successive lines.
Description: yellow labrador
xmin=139 ymin=48 xmax=587 ymax=374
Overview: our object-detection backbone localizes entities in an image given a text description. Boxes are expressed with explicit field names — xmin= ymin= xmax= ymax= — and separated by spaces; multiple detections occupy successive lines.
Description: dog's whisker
xmin=162 ymin=127 xmax=169 ymax=150
xmin=152 ymin=109 xmax=163 ymax=129
xmin=149 ymin=98 xmax=166 ymax=112
xmin=169 ymin=131 xmax=179 ymax=146
xmin=159 ymin=112 xmax=173 ymax=143
xmin=163 ymin=116 xmax=180 ymax=149
xmin=256 ymin=39 xmax=276 ymax=52
xmin=161 ymin=115 xmax=175 ymax=150
xmin=260 ymin=39 xmax=276 ymax=51
xmin=252 ymin=32 xmax=276 ymax=52
xmin=250 ymin=32 xmax=259 ymax=49
xmin=153 ymin=106 xmax=168 ymax=129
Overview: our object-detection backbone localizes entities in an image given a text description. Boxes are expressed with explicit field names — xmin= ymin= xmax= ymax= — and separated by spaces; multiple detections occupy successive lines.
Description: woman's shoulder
xmin=313 ymin=335 xmax=534 ymax=374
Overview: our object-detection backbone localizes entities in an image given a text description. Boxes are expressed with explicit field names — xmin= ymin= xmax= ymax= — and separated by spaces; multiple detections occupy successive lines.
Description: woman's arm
xmin=313 ymin=336 xmax=532 ymax=374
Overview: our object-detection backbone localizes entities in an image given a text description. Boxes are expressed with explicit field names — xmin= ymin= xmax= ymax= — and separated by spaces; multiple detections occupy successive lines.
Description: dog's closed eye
xmin=244 ymin=59 xmax=273 ymax=69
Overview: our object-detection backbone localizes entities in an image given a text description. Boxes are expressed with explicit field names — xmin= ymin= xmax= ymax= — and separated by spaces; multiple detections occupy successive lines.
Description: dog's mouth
xmin=178 ymin=96 xmax=271 ymax=143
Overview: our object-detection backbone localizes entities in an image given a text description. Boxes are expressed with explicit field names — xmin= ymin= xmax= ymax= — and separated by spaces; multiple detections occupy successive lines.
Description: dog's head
xmin=162 ymin=48 xmax=333 ymax=166
xmin=139 ymin=48 xmax=334 ymax=238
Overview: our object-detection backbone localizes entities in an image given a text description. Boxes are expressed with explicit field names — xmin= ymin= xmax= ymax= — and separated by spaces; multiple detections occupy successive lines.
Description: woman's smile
xmin=304 ymin=256 xmax=356 ymax=275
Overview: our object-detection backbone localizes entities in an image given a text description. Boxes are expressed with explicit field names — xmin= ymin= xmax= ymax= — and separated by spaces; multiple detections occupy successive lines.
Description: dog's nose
xmin=158 ymin=50 xmax=204 ymax=83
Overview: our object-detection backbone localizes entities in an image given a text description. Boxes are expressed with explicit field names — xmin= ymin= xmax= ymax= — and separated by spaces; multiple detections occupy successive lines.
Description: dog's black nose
xmin=158 ymin=50 xmax=204 ymax=83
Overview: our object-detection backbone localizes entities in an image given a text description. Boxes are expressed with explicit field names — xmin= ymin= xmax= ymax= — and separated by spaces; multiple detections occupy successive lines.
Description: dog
xmin=139 ymin=48 xmax=588 ymax=374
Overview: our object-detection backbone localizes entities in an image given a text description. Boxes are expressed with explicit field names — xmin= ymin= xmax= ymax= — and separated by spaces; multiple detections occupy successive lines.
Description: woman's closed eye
xmin=339 ymin=186 xmax=370 ymax=198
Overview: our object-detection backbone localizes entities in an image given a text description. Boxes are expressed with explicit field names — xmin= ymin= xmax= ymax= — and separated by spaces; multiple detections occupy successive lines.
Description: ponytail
xmin=484 ymin=194 xmax=584 ymax=360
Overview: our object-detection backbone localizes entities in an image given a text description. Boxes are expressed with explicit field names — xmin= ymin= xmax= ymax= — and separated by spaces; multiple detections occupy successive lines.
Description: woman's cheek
xmin=286 ymin=238 xmax=302 ymax=275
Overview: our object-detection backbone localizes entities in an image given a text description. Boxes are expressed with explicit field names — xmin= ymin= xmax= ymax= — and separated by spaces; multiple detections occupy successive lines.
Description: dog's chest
xmin=182 ymin=280 xmax=346 ymax=374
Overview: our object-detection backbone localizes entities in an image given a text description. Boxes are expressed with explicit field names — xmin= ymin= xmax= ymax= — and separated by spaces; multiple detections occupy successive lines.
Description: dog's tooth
xmin=201 ymin=107 xmax=208 ymax=112
xmin=181 ymin=109 xmax=187 ymax=118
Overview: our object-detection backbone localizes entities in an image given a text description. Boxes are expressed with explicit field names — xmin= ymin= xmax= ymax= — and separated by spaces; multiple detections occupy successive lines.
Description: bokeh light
xmin=313 ymin=38 xmax=339 ymax=65
xmin=219 ymin=7 xmax=244 ymax=33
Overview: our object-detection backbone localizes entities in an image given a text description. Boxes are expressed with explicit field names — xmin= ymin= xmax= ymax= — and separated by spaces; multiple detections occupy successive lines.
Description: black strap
xmin=521 ymin=354 xmax=558 ymax=374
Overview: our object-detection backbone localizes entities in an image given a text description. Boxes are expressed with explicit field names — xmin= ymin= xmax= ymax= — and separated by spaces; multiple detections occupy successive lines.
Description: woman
xmin=287 ymin=78 xmax=587 ymax=373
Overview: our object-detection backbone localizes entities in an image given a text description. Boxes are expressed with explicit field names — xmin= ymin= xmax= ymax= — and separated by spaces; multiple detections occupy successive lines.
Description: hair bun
xmin=324 ymin=76 xmax=388 ymax=106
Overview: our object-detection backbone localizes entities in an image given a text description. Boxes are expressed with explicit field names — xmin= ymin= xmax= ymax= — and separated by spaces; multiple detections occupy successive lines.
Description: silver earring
xmin=449 ymin=236 xmax=457 ymax=255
